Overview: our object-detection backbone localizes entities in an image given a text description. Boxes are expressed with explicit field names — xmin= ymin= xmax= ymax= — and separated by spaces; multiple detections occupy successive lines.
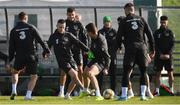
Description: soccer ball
xmin=103 ymin=89 xmax=115 ymax=99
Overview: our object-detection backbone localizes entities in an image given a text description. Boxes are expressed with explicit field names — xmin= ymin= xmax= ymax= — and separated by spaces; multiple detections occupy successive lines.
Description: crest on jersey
xmin=74 ymin=25 xmax=78 ymax=31
xmin=66 ymin=27 xmax=69 ymax=31
xmin=63 ymin=37 xmax=69 ymax=42
xmin=56 ymin=39 xmax=59 ymax=44
xmin=109 ymin=32 xmax=113 ymax=36
xmin=158 ymin=34 xmax=161 ymax=38
xmin=165 ymin=33 xmax=169 ymax=36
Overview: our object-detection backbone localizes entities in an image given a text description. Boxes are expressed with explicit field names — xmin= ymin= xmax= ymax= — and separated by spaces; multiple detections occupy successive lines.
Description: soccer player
xmin=83 ymin=23 xmax=111 ymax=100
xmin=153 ymin=15 xmax=175 ymax=96
xmin=75 ymin=13 xmax=82 ymax=22
xmin=47 ymin=19 xmax=89 ymax=100
xmin=117 ymin=3 xmax=155 ymax=101
xmin=9 ymin=12 xmax=50 ymax=100
xmin=117 ymin=16 xmax=154 ymax=99
xmin=98 ymin=16 xmax=118 ymax=92
xmin=58 ymin=7 xmax=87 ymax=97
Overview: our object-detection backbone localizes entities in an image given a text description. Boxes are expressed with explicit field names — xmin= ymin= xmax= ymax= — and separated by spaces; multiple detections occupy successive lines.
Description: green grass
xmin=162 ymin=0 xmax=180 ymax=6
xmin=0 ymin=96 xmax=180 ymax=104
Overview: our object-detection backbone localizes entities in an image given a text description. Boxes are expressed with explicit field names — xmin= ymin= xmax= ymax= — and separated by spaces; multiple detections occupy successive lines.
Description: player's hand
xmin=149 ymin=51 xmax=155 ymax=59
xmin=164 ymin=54 xmax=170 ymax=59
xmin=160 ymin=54 xmax=170 ymax=60
xmin=117 ymin=49 xmax=122 ymax=54
xmin=103 ymin=69 xmax=108 ymax=75
xmin=147 ymin=54 xmax=152 ymax=63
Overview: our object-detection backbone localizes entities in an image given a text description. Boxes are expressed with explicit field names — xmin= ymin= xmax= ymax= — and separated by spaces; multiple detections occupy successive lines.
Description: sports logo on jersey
xmin=63 ymin=37 xmax=69 ymax=42
xmin=56 ymin=39 xmax=59 ymax=44
xmin=66 ymin=27 xmax=69 ymax=31
xmin=19 ymin=31 xmax=26 ymax=40
xmin=74 ymin=25 xmax=78 ymax=31
xmin=165 ymin=33 xmax=169 ymax=36
xmin=109 ymin=32 xmax=113 ymax=36
xmin=158 ymin=34 xmax=161 ymax=38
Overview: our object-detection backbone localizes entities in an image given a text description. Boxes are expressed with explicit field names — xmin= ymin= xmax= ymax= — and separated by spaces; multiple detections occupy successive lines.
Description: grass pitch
xmin=0 ymin=96 xmax=180 ymax=105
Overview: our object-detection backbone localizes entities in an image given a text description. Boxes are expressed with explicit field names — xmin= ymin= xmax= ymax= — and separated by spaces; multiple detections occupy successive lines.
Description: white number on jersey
xmin=19 ymin=31 xmax=26 ymax=40
xmin=131 ymin=21 xmax=138 ymax=30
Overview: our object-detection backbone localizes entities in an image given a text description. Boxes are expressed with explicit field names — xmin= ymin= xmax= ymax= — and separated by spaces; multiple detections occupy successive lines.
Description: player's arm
xmin=31 ymin=26 xmax=50 ymax=57
xmin=142 ymin=17 xmax=155 ymax=58
xmin=153 ymin=31 xmax=162 ymax=54
xmin=100 ymin=37 xmax=111 ymax=73
xmin=70 ymin=33 xmax=89 ymax=52
xmin=78 ymin=22 xmax=88 ymax=46
xmin=47 ymin=34 xmax=54 ymax=50
xmin=167 ymin=30 xmax=175 ymax=54
xmin=116 ymin=19 xmax=125 ymax=51
xmin=9 ymin=30 xmax=16 ymax=62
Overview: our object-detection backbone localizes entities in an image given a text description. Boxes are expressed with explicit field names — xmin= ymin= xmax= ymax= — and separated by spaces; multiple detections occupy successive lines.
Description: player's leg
xmin=139 ymin=65 xmax=148 ymax=100
xmin=24 ymin=60 xmax=38 ymax=100
xmin=166 ymin=59 xmax=174 ymax=94
xmin=145 ymin=74 xmax=154 ymax=99
xmin=77 ymin=64 xmax=84 ymax=94
xmin=119 ymin=51 xmax=134 ymax=101
xmin=65 ymin=68 xmax=84 ymax=99
xmin=109 ymin=56 xmax=116 ymax=92
xmin=85 ymin=64 xmax=103 ymax=100
xmin=25 ymin=74 xmax=38 ymax=100
xmin=154 ymin=57 xmax=163 ymax=96
xmin=10 ymin=59 xmax=25 ymax=100
xmin=127 ymin=69 xmax=134 ymax=99
xmin=119 ymin=64 xmax=132 ymax=100
xmin=10 ymin=72 xmax=19 ymax=100
xmin=58 ymin=70 xmax=66 ymax=97
xmin=83 ymin=66 xmax=91 ymax=93
xmin=137 ymin=48 xmax=149 ymax=100
xmin=168 ymin=70 xmax=174 ymax=93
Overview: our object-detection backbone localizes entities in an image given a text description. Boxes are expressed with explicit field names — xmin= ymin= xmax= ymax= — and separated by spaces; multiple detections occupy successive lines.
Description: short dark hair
xmin=160 ymin=15 xmax=168 ymax=21
xmin=18 ymin=12 xmax=27 ymax=20
xmin=85 ymin=23 xmax=96 ymax=34
xmin=124 ymin=3 xmax=134 ymax=9
xmin=67 ymin=7 xmax=75 ymax=13
xmin=57 ymin=19 xmax=65 ymax=24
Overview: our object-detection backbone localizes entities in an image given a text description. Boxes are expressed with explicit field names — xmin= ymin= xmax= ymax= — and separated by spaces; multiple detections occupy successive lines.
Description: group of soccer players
xmin=0 ymin=2 xmax=175 ymax=101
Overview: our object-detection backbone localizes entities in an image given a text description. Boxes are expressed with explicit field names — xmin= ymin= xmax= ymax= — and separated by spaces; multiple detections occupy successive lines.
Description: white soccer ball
xmin=103 ymin=89 xmax=115 ymax=99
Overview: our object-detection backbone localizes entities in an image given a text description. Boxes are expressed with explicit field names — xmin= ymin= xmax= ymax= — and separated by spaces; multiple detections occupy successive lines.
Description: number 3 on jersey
xmin=131 ymin=21 xmax=138 ymax=30
xmin=19 ymin=31 xmax=26 ymax=40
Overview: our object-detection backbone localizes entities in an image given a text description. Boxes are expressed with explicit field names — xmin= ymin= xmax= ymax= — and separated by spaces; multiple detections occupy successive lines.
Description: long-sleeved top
xmin=65 ymin=19 xmax=87 ymax=53
xmin=154 ymin=27 xmax=175 ymax=55
xmin=47 ymin=31 xmax=89 ymax=62
xmin=117 ymin=13 xmax=155 ymax=52
xmin=98 ymin=27 xmax=118 ymax=57
xmin=9 ymin=22 xmax=49 ymax=62
xmin=0 ymin=51 xmax=8 ymax=63
xmin=90 ymin=34 xmax=111 ymax=70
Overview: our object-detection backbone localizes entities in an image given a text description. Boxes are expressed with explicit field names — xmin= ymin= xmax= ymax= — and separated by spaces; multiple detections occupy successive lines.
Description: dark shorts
xmin=73 ymin=53 xmax=83 ymax=66
xmin=154 ymin=57 xmax=173 ymax=71
xmin=57 ymin=60 xmax=78 ymax=74
xmin=123 ymin=45 xmax=149 ymax=68
xmin=14 ymin=55 xmax=38 ymax=75
xmin=87 ymin=60 xmax=104 ymax=72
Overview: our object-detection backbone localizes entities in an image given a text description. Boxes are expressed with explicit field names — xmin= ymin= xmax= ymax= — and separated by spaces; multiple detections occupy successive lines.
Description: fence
xmin=0 ymin=6 xmax=180 ymax=95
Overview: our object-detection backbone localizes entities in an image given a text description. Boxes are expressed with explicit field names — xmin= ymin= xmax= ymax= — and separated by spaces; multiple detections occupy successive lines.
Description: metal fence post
xmin=49 ymin=7 xmax=53 ymax=34
xmin=4 ymin=8 xmax=9 ymax=44
xmin=94 ymin=8 xmax=98 ymax=26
